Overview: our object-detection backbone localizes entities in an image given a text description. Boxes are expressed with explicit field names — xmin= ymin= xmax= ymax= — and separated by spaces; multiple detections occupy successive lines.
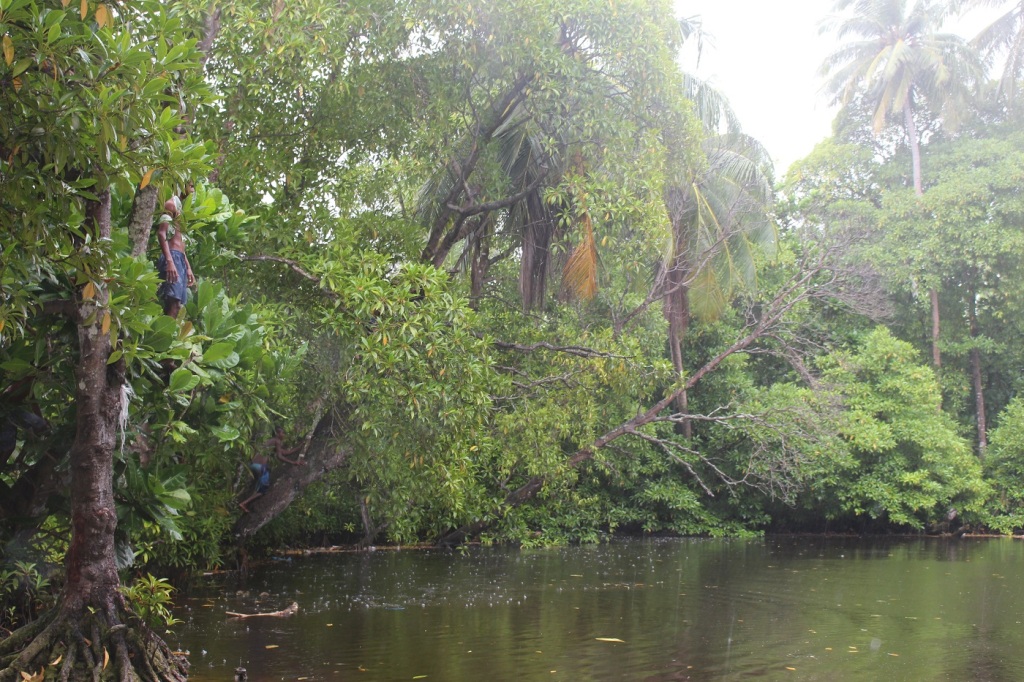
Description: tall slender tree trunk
xmin=930 ymin=288 xmax=942 ymax=368
xmin=664 ymin=258 xmax=691 ymax=438
xmin=904 ymin=101 xmax=941 ymax=370
xmin=968 ymin=289 xmax=987 ymax=457
xmin=904 ymin=102 xmax=923 ymax=197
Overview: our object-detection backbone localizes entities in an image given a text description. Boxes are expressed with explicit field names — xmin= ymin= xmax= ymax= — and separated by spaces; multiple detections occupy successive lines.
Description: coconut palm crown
xmin=820 ymin=0 xmax=981 ymax=193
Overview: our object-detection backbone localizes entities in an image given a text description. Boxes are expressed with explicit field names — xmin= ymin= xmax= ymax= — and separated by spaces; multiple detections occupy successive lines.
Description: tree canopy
xmin=4 ymin=0 xmax=1024 ymax=679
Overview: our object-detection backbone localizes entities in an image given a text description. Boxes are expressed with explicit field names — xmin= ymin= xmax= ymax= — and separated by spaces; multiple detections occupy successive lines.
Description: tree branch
xmin=242 ymin=255 xmax=339 ymax=300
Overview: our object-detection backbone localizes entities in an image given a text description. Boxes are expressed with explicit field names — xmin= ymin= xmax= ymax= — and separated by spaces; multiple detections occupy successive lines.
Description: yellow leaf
xmin=102 ymin=648 xmax=109 ymax=670
xmin=49 ymin=655 xmax=62 ymax=667
xmin=82 ymin=282 xmax=96 ymax=300
xmin=265 ymin=645 xmax=279 ymax=650
xmin=3 ymin=36 xmax=13 ymax=66
xmin=786 ymin=667 xmax=796 ymax=671
xmin=12 ymin=76 xmax=22 ymax=92
xmin=101 ymin=312 xmax=111 ymax=335
xmin=62 ymin=0 xmax=71 ymax=6
xmin=80 ymin=0 xmax=88 ymax=20
xmin=0 ymin=320 xmax=5 ymax=333
xmin=95 ymin=3 xmax=110 ymax=28
xmin=20 ymin=672 xmax=31 ymax=681
xmin=595 ymin=637 xmax=625 ymax=643
xmin=139 ymin=168 xmax=155 ymax=189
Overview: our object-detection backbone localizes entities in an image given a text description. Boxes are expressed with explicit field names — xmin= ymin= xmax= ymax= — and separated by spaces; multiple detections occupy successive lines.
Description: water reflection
xmin=171 ymin=538 xmax=1024 ymax=681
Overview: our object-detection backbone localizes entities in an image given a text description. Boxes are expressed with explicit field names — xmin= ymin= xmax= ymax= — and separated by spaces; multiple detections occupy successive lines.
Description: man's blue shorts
xmin=157 ymin=250 xmax=189 ymax=306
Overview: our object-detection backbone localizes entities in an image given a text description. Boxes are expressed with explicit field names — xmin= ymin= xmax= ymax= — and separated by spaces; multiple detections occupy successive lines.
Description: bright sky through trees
xmin=677 ymin=0 xmax=1005 ymax=175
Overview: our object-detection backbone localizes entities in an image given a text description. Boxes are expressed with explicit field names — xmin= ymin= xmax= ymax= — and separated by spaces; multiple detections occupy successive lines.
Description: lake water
xmin=171 ymin=537 xmax=1024 ymax=681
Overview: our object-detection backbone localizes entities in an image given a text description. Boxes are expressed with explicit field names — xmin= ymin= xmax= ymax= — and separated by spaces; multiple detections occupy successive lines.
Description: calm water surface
xmin=171 ymin=538 xmax=1024 ymax=681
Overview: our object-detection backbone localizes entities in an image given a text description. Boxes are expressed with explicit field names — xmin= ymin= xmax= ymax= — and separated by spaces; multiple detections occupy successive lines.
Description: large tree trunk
xmin=1 ymin=190 xmax=188 ymax=682
xmin=519 ymin=193 xmax=553 ymax=310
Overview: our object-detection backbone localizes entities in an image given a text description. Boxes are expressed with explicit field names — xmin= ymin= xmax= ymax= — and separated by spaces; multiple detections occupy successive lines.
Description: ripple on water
xmin=173 ymin=538 xmax=1024 ymax=681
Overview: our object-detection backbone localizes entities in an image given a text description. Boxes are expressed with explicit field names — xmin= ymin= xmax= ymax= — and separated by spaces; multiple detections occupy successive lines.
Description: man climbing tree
xmin=155 ymin=187 xmax=196 ymax=319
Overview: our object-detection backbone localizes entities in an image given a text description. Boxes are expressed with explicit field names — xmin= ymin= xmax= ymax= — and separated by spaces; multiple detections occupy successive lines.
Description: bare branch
xmin=488 ymin=338 xmax=630 ymax=359
xmin=242 ymin=254 xmax=339 ymax=300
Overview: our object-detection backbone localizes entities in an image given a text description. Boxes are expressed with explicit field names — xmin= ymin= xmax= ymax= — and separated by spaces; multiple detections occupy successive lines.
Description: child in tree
xmin=239 ymin=426 xmax=305 ymax=513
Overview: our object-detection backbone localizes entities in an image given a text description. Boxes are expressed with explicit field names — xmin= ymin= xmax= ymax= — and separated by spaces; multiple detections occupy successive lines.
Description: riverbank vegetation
xmin=3 ymin=0 xmax=1024 ymax=678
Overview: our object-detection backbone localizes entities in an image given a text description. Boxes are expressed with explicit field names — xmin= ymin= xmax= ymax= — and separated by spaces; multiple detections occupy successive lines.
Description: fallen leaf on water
xmin=595 ymin=638 xmax=625 ymax=643
xmin=413 ymin=676 xmax=428 ymax=680
xmin=265 ymin=645 xmax=279 ymax=650
xmin=786 ymin=667 xmax=797 ymax=671
xmin=327 ymin=623 xmax=334 ymax=627
xmin=570 ymin=574 xmax=583 ymax=578
xmin=889 ymin=653 xmax=900 ymax=657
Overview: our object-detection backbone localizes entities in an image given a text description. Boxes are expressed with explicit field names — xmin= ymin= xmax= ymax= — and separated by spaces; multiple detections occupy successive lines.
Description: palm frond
xmin=562 ymin=212 xmax=598 ymax=301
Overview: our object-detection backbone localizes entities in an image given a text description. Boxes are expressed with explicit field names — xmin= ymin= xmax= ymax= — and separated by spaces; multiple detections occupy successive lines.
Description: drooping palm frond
xmin=562 ymin=212 xmax=598 ymax=301
xmin=687 ymin=137 xmax=775 ymax=320
xmin=665 ymin=131 xmax=776 ymax=322
xmin=682 ymin=73 xmax=741 ymax=135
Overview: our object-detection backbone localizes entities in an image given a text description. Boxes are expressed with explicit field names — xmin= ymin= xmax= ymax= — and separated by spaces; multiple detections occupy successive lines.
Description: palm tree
xmin=661 ymin=75 xmax=776 ymax=433
xmin=962 ymin=0 xmax=1024 ymax=106
xmin=820 ymin=0 xmax=981 ymax=367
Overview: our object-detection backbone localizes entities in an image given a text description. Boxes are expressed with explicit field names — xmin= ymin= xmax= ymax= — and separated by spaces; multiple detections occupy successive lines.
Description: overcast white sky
xmin=676 ymin=1 xmax=1004 ymax=177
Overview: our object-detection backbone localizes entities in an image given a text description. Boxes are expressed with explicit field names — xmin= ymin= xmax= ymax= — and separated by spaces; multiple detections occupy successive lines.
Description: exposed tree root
xmin=0 ymin=604 xmax=187 ymax=682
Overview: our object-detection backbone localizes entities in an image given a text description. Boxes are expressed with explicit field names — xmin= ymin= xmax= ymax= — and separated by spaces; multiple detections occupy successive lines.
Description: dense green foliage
xmin=4 ymin=1 xmax=1024 ymax=675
